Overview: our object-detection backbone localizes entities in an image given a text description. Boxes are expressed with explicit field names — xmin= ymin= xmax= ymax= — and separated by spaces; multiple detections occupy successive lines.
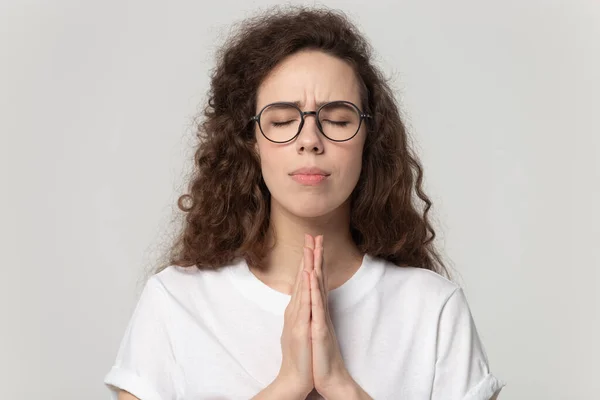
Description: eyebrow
xmin=255 ymin=99 xmax=347 ymax=113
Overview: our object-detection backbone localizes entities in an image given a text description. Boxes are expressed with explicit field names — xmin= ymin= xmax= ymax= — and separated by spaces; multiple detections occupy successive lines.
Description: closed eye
xmin=322 ymin=119 xmax=350 ymax=127
xmin=272 ymin=120 xmax=296 ymax=127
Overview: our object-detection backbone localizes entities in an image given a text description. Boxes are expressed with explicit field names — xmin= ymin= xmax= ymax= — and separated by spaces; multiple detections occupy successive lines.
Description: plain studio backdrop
xmin=1 ymin=0 xmax=598 ymax=399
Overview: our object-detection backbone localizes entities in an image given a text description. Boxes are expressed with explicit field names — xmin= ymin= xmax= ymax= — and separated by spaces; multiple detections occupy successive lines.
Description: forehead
xmin=256 ymin=50 xmax=361 ymax=109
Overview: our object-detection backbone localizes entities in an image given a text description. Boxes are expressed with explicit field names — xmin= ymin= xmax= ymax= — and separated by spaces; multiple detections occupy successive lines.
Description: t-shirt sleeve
xmin=431 ymin=288 xmax=505 ymax=400
xmin=103 ymin=277 xmax=182 ymax=400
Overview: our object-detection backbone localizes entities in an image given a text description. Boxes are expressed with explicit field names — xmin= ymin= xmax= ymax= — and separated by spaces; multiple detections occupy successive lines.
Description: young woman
xmin=104 ymin=6 xmax=505 ymax=400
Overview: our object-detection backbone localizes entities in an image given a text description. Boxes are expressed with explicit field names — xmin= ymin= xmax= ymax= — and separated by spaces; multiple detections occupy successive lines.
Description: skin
xmin=252 ymin=49 xmax=367 ymax=295
xmin=117 ymin=391 xmax=137 ymax=400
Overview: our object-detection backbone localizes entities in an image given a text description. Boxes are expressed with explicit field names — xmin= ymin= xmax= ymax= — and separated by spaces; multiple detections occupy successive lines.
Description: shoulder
xmin=376 ymin=257 xmax=462 ymax=312
xmin=150 ymin=263 xmax=230 ymax=289
xmin=142 ymin=261 xmax=238 ymax=309
xmin=380 ymin=259 xmax=459 ymax=296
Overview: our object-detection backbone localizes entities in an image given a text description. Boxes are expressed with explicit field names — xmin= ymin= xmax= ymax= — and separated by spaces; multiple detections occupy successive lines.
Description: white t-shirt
xmin=104 ymin=253 xmax=505 ymax=399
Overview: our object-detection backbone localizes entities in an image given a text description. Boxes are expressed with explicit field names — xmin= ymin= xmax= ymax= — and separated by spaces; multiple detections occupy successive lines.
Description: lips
xmin=289 ymin=166 xmax=330 ymax=176
xmin=291 ymin=174 xmax=328 ymax=185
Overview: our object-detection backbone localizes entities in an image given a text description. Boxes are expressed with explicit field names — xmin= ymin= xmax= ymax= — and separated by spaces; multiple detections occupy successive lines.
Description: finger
xmin=304 ymin=238 xmax=314 ymax=275
xmin=291 ymin=258 xmax=303 ymax=318
xmin=320 ymin=236 xmax=329 ymax=297
xmin=297 ymin=270 xmax=311 ymax=326
xmin=291 ymin=233 xmax=310 ymax=306
xmin=315 ymin=236 xmax=326 ymax=297
xmin=307 ymin=233 xmax=315 ymax=251
xmin=294 ymin=246 xmax=308 ymax=310
xmin=314 ymin=236 xmax=323 ymax=281
xmin=292 ymin=246 xmax=305 ymax=298
xmin=313 ymin=242 xmax=328 ymax=314
xmin=310 ymin=269 xmax=325 ymax=327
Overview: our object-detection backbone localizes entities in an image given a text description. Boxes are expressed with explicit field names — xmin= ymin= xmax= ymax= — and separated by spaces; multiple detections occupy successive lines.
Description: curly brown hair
xmin=158 ymin=5 xmax=451 ymax=279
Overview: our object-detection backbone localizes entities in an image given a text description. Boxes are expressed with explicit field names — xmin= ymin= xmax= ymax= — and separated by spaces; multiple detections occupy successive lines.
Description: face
xmin=254 ymin=50 xmax=367 ymax=218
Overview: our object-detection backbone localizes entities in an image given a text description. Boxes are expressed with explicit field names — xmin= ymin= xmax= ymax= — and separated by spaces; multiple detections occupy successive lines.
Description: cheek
xmin=256 ymin=142 xmax=282 ymax=186
xmin=341 ymin=157 xmax=363 ymax=192
xmin=339 ymin=143 xmax=364 ymax=184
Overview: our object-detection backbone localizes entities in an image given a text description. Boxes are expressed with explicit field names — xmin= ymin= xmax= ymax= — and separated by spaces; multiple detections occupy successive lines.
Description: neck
xmin=251 ymin=198 xmax=363 ymax=295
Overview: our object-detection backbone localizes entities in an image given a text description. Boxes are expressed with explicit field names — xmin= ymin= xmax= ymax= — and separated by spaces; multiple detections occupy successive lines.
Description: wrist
xmin=340 ymin=379 xmax=360 ymax=400
xmin=272 ymin=375 xmax=312 ymax=400
xmin=321 ymin=375 xmax=360 ymax=400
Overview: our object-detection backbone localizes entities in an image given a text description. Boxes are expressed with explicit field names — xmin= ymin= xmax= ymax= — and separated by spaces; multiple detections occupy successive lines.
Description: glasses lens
xmin=260 ymin=104 xmax=301 ymax=142
xmin=318 ymin=102 xmax=360 ymax=141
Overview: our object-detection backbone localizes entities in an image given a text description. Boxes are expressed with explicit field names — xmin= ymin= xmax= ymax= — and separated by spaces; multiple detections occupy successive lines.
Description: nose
xmin=295 ymin=111 xmax=324 ymax=154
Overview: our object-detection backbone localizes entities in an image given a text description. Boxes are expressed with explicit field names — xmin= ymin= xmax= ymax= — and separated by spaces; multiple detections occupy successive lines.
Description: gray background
xmin=1 ymin=0 xmax=598 ymax=399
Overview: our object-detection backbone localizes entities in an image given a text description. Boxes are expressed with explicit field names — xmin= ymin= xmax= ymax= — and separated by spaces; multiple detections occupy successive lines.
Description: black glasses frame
xmin=249 ymin=100 xmax=372 ymax=143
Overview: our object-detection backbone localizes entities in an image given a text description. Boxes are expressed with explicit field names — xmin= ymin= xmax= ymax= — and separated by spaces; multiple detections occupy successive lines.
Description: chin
xmin=269 ymin=186 xmax=349 ymax=219
xmin=291 ymin=208 xmax=329 ymax=219
xmin=287 ymin=200 xmax=341 ymax=219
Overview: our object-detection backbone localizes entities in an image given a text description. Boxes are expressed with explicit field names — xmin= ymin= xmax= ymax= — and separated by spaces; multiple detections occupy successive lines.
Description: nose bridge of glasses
xmin=299 ymin=110 xmax=322 ymax=134
xmin=302 ymin=110 xmax=318 ymax=117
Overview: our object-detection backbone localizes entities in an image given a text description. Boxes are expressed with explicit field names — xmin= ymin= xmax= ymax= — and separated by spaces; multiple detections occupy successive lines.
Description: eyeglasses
xmin=250 ymin=100 xmax=372 ymax=143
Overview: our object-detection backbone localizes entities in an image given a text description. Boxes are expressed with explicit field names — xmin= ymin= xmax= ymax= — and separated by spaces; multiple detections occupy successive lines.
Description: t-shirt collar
xmin=227 ymin=253 xmax=385 ymax=315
